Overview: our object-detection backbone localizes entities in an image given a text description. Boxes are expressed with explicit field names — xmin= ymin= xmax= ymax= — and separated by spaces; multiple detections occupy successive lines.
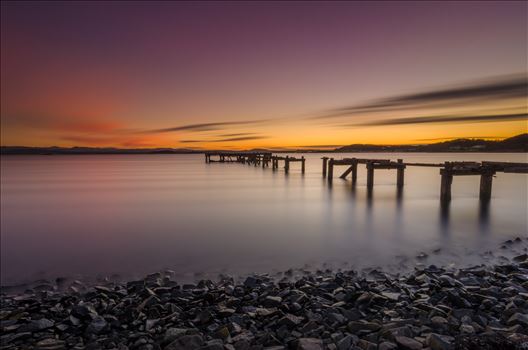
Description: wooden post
xmin=327 ymin=158 xmax=334 ymax=182
xmin=285 ymin=156 xmax=290 ymax=173
xmin=205 ymin=154 xmax=209 ymax=163
xmin=440 ymin=163 xmax=453 ymax=202
xmin=340 ymin=165 xmax=354 ymax=179
xmin=396 ymin=159 xmax=405 ymax=188
xmin=322 ymin=157 xmax=329 ymax=178
xmin=301 ymin=157 xmax=305 ymax=174
xmin=351 ymin=161 xmax=358 ymax=184
xmin=479 ymin=172 xmax=493 ymax=201
xmin=366 ymin=162 xmax=375 ymax=190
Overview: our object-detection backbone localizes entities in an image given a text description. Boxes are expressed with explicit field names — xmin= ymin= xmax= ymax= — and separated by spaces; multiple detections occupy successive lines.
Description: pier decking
xmin=205 ymin=152 xmax=527 ymax=203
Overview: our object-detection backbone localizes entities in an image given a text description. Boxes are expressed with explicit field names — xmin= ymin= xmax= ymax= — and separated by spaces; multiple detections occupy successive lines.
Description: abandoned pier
xmin=205 ymin=152 xmax=528 ymax=203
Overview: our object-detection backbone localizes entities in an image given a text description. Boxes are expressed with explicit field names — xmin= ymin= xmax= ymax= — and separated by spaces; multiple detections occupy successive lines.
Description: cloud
xmin=345 ymin=113 xmax=527 ymax=127
xmin=289 ymin=144 xmax=343 ymax=148
xmin=146 ymin=120 xmax=269 ymax=133
xmin=218 ymin=132 xmax=258 ymax=137
xmin=180 ymin=136 xmax=268 ymax=143
xmin=314 ymin=73 xmax=528 ymax=120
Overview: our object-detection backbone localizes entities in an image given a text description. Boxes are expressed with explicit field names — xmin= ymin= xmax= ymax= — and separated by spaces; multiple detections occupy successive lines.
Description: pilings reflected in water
xmin=205 ymin=152 xmax=528 ymax=204
xmin=323 ymin=157 xmax=527 ymax=205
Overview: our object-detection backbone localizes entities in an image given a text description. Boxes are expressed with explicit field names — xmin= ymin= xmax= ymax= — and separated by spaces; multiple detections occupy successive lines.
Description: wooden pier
xmin=205 ymin=152 xmax=527 ymax=203
xmin=271 ymin=156 xmax=305 ymax=173
xmin=205 ymin=152 xmax=305 ymax=173
xmin=323 ymin=157 xmax=527 ymax=202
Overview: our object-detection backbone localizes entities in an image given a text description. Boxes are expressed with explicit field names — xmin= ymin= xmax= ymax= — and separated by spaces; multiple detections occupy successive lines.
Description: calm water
xmin=1 ymin=153 xmax=527 ymax=285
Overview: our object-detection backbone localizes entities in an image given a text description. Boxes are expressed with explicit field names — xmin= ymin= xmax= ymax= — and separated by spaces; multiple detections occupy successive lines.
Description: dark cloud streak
xmin=146 ymin=120 xmax=269 ymax=134
xmin=346 ymin=113 xmax=527 ymax=127
xmin=180 ymin=136 xmax=268 ymax=143
xmin=314 ymin=74 xmax=528 ymax=120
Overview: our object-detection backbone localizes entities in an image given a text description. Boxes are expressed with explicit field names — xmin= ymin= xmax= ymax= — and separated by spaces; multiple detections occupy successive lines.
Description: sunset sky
xmin=1 ymin=1 xmax=527 ymax=149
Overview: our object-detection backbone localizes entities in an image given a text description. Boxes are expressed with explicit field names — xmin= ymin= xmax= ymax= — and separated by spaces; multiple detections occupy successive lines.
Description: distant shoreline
xmin=1 ymin=133 xmax=527 ymax=154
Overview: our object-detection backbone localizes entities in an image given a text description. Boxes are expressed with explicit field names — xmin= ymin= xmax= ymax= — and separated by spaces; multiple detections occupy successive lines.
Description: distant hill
xmin=334 ymin=134 xmax=528 ymax=153
xmin=1 ymin=134 xmax=527 ymax=154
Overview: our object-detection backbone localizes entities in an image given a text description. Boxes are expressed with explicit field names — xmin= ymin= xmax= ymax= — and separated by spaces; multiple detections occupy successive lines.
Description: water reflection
xmin=0 ymin=153 xmax=526 ymax=285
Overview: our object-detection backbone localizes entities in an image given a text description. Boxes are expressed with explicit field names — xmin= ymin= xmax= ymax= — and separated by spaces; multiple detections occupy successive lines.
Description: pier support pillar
xmin=479 ymin=172 xmax=494 ymax=201
xmin=351 ymin=161 xmax=358 ymax=184
xmin=322 ymin=157 xmax=329 ymax=178
xmin=440 ymin=162 xmax=453 ymax=203
xmin=327 ymin=158 xmax=334 ymax=182
xmin=396 ymin=159 xmax=405 ymax=188
xmin=366 ymin=163 xmax=374 ymax=190
xmin=440 ymin=172 xmax=453 ymax=202
xmin=285 ymin=156 xmax=290 ymax=173
xmin=301 ymin=157 xmax=305 ymax=174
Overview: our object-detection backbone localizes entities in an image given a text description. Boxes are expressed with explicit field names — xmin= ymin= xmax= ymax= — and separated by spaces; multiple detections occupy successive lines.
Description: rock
xmin=381 ymin=292 xmax=400 ymax=301
xmin=378 ymin=342 xmax=397 ymax=350
xmin=28 ymin=318 xmax=54 ymax=332
xmin=279 ymin=314 xmax=303 ymax=328
xmin=347 ymin=321 xmax=380 ymax=333
xmin=165 ymin=334 xmax=204 ymax=350
xmin=86 ymin=316 xmax=107 ymax=334
xmin=35 ymin=338 xmax=66 ymax=350
xmin=395 ymin=336 xmax=422 ymax=350
xmin=459 ymin=324 xmax=475 ymax=334
xmin=296 ymin=338 xmax=323 ymax=350
xmin=164 ymin=328 xmax=189 ymax=343
xmin=71 ymin=303 xmax=98 ymax=319
xmin=145 ymin=318 xmax=159 ymax=331
xmin=262 ymin=295 xmax=282 ymax=307
xmin=336 ymin=335 xmax=358 ymax=350
xmin=243 ymin=276 xmax=259 ymax=288
xmin=507 ymin=312 xmax=528 ymax=327
xmin=426 ymin=333 xmax=454 ymax=350
xmin=513 ymin=254 xmax=527 ymax=262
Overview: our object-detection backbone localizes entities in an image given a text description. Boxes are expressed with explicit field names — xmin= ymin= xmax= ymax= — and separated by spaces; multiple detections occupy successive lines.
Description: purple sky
xmin=1 ymin=1 xmax=527 ymax=147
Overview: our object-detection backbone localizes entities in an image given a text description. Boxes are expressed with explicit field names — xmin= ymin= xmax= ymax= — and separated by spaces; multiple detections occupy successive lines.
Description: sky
xmin=1 ymin=1 xmax=527 ymax=149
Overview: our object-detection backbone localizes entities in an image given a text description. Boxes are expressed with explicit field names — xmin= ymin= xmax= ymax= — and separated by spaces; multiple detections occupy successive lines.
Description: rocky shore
xmin=1 ymin=239 xmax=528 ymax=350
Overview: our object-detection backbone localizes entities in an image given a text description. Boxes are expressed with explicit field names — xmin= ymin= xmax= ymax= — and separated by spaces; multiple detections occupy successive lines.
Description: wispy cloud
xmin=289 ymin=144 xmax=343 ymax=148
xmin=145 ymin=120 xmax=269 ymax=134
xmin=345 ymin=113 xmax=527 ymax=127
xmin=218 ymin=132 xmax=258 ymax=137
xmin=313 ymin=73 xmax=528 ymax=120
xmin=180 ymin=136 xmax=268 ymax=143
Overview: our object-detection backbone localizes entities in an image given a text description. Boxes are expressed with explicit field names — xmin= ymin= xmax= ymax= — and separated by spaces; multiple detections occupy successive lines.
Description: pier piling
xmin=479 ymin=173 xmax=494 ymax=201
xmin=322 ymin=157 xmax=329 ymax=178
xmin=396 ymin=159 xmax=405 ymax=188
xmin=327 ymin=158 xmax=334 ymax=182
xmin=366 ymin=162 xmax=375 ymax=190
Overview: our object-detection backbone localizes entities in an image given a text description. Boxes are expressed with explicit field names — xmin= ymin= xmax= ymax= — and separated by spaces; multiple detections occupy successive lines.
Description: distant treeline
xmin=1 ymin=134 xmax=527 ymax=155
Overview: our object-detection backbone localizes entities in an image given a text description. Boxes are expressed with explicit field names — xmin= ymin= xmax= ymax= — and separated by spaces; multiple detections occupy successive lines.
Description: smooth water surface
xmin=1 ymin=153 xmax=527 ymax=284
